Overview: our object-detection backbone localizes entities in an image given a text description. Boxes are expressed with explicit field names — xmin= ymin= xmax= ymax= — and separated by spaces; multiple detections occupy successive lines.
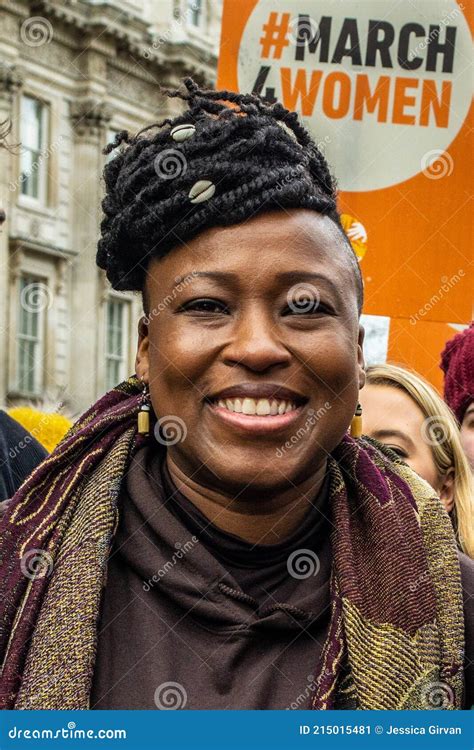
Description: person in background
xmin=360 ymin=363 xmax=474 ymax=560
xmin=7 ymin=407 xmax=72 ymax=454
xmin=0 ymin=411 xmax=47 ymax=514
xmin=441 ymin=322 xmax=474 ymax=472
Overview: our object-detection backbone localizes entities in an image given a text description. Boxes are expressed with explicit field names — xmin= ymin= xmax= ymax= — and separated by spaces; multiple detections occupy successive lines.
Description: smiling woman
xmin=0 ymin=79 xmax=472 ymax=712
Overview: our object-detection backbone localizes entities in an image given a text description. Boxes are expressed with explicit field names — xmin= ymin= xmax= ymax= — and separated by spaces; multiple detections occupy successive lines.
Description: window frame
xmin=18 ymin=94 xmax=50 ymax=207
xmin=104 ymin=297 xmax=130 ymax=391
xmin=16 ymin=274 xmax=47 ymax=397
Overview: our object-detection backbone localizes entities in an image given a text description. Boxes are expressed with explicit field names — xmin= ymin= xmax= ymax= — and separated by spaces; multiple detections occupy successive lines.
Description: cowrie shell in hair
xmin=189 ymin=180 xmax=216 ymax=204
xmin=170 ymin=124 xmax=196 ymax=142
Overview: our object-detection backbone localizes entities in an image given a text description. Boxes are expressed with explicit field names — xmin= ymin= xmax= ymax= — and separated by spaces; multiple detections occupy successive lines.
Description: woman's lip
xmin=206 ymin=402 xmax=304 ymax=434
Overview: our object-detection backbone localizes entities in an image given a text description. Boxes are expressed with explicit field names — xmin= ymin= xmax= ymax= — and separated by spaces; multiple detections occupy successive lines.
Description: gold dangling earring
xmin=350 ymin=402 xmax=363 ymax=438
xmin=137 ymin=379 xmax=150 ymax=436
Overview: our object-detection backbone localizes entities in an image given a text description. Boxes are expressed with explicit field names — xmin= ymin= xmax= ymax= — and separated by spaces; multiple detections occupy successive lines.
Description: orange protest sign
xmin=217 ymin=0 xmax=473 ymax=325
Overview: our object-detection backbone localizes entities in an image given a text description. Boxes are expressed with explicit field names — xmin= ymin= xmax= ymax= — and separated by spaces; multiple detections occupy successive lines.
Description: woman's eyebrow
xmin=275 ymin=271 xmax=339 ymax=290
xmin=371 ymin=429 xmax=415 ymax=451
xmin=173 ymin=271 xmax=237 ymax=290
xmin=171 ymin=271 xmax=341 ymax=298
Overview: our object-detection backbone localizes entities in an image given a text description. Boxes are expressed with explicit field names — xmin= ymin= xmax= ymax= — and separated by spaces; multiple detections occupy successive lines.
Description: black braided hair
xmin=98 ymin=78 xmax=363 ymax=311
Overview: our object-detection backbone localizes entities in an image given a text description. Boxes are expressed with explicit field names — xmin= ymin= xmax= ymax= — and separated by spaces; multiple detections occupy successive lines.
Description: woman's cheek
xmin=306 ymin=337 xmax=358 ymax=396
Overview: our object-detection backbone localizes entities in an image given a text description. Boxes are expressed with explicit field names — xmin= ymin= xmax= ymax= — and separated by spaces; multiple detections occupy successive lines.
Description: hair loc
xmin=102 ymin=130 xmax=130 ymax=156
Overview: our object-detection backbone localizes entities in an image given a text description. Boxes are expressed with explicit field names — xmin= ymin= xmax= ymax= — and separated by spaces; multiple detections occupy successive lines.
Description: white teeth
xmin=214 ymin=397 xmax=299 ymax=416
xmin=242 ymin=398 xmax=256 ymax=415
xmin=256 ymin=399 xmax=271 ymax=416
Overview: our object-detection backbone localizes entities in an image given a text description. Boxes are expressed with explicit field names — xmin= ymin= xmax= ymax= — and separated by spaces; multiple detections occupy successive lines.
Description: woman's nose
xmin=221 ymin=311 xmax=291 ymax=372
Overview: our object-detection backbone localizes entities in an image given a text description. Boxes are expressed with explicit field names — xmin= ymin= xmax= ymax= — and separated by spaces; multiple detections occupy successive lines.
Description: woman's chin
xmin=199 ymin=453 xmax=311 ymax=494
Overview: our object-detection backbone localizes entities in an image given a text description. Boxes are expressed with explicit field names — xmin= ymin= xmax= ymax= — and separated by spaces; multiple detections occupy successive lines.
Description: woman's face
xmin=359 ymin=384 xmax=442 ymax=491
xmin=136 ymin=209 xmax=364 ymax=497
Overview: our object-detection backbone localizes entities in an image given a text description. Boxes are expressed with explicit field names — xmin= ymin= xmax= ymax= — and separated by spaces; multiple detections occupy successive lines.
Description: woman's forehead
xmin=147 ymin=210 xmax=353 ymax=287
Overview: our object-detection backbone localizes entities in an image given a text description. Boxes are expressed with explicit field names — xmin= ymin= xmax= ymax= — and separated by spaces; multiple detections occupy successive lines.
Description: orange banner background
xmin=217 ymin=0 xmax=473 ymax=390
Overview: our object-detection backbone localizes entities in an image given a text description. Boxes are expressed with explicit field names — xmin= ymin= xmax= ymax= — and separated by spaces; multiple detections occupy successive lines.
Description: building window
xmin=17 ymin=276 xmax=46 ymax=395
xmin=105 ymin=299 xmax=129 ymax=390
xmin=19 ymin=95 xmax=49 ymax=202
xmin=187 ymin=0 xmax=203 ymax=27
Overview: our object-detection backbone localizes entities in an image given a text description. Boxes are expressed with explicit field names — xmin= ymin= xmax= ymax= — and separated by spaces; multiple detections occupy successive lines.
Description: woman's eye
xmin=178 ymin=298 xmax=229 ymax=314
xmin=386 ymin=445 xmax=408 ymax=459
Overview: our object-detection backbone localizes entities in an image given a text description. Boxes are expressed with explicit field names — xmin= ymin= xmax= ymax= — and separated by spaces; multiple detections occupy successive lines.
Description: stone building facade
xmin=0 ymin=0 xmax=221 ymax=416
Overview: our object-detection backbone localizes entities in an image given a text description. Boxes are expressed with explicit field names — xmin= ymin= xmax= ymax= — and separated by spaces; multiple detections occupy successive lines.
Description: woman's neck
xmin=165 ymin=455 xmax=328 ymax=545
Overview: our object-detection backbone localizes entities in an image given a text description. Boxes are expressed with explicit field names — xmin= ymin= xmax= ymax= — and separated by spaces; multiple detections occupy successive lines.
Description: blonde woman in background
xmin=360 ymin=363 xmax=474 ymax=560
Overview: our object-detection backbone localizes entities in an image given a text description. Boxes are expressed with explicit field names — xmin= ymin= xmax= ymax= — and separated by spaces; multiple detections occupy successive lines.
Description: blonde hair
xmin=366 ymin=363 xmax=474 ymax=559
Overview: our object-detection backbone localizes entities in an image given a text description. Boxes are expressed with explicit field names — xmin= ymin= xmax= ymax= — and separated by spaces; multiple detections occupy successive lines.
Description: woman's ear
xmin=135 ymin=315 xmax=150 ymax=383
xmin=439 ymin=467 xmax=455 ymax=514
xmin=357 ymin=324 xmax=366 ymax=391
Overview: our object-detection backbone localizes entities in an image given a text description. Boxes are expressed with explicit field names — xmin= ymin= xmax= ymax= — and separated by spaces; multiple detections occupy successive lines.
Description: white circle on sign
xmin=237 ymin=0 xmax=471 ymax=191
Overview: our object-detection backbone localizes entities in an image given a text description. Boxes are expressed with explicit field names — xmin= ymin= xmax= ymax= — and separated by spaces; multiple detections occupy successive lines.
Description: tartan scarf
xmin=0 ymin=376 xmax=465 ymax=710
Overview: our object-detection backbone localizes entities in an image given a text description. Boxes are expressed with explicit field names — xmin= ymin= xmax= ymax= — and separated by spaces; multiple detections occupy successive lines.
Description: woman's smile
xmin=206 ymin=399 xmax=306 ymax=435
xmin=204 ymin=381 xmax=308 ymax=435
